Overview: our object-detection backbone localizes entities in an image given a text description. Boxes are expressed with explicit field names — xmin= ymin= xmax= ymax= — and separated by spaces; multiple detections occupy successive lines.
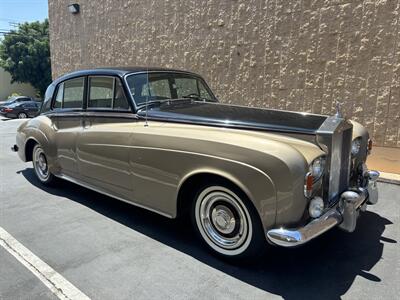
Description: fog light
xmin=309 ymin=197 xmax=324 ymax=218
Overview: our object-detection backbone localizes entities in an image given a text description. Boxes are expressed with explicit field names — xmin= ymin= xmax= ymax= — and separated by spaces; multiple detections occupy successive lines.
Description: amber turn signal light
xmin=304 ymin=173 xmax=314 ymax=198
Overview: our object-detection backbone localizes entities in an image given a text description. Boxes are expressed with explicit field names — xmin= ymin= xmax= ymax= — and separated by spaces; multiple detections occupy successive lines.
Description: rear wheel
xmin=191 ymin=184 xmax=266 ymax=260
xmin=18 ymin=112 xmax=27 ymax=119
xmin=32 ymin=144 xmax=55 ymax=185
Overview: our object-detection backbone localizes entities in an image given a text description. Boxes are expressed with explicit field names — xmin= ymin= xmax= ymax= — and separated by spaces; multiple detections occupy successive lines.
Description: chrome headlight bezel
xmin=351 ymin=137 xmax=362 ymax=156
xmin=309 ymin=156 xmax=326 ymax=181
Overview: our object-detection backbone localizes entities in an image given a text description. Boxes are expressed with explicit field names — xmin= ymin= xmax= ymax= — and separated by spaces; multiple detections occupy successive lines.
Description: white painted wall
xmin=0 ymin=67 xmax=37 ymax=100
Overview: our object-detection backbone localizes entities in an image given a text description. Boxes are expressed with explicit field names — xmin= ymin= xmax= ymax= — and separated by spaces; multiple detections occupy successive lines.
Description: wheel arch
xmin=175 ymin=169 xmax=271 ymax=229
xmin=24 ymin=137 xmax=40 ymax=162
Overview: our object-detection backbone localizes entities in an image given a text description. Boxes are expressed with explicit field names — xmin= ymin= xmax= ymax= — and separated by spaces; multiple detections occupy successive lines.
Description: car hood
xmin=138 ymin=100 xmax=328 ymax=134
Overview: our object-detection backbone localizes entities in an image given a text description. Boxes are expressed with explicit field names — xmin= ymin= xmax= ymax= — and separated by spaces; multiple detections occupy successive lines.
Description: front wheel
xmin=32 ymin=144 xmax=56 ymax=185
xmin=192 ymin=184 xmax=266 ymax=260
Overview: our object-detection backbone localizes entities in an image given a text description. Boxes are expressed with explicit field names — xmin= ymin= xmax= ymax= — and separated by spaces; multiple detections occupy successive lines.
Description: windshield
xmin=126 ymin=72 xmax=216 ymax=107
xmin=2 ymin=97 xmax=16 ymax=104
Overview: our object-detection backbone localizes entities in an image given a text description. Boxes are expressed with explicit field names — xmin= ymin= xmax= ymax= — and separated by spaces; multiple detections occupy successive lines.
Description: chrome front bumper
xmin=266 ymin=170 xmax=379 ymax=247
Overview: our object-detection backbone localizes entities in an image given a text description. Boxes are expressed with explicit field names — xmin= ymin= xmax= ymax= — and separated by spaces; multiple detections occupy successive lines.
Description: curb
xmin=378 ymin=172 xmax=400 ymax=185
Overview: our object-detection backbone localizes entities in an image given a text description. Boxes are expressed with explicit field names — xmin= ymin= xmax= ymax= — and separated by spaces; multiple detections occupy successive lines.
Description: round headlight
xmin=309 ymin=156 xmax=325 ymax=180
xmin=351 ymin=138 xmax=362 ymax=156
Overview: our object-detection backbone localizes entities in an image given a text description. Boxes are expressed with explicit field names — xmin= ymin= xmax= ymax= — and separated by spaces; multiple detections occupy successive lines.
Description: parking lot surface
xmin=0 ymin=116 xmax=399 ymax=299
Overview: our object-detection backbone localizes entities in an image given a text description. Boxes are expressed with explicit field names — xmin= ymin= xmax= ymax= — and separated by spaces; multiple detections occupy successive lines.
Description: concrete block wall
xmin=49 ymin=0 xmax=400 ymax=147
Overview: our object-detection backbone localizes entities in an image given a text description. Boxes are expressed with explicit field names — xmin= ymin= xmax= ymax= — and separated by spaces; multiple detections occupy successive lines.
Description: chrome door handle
xmin=82 ymin=119 xmax=91 ymax=129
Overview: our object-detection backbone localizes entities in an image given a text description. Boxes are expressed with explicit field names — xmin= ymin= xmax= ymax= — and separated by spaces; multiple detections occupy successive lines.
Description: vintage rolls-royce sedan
xmin=13 ymin=67 xmax=380 ymax=259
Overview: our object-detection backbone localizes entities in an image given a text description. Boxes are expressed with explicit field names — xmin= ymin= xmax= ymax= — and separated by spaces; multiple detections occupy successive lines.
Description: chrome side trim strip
xmin=54 ymin=173 xmax=174 ymax=219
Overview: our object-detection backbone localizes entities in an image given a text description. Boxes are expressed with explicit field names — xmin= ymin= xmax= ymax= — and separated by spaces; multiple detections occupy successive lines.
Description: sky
xmin=0 ymin=0 xmax=48 ymax=35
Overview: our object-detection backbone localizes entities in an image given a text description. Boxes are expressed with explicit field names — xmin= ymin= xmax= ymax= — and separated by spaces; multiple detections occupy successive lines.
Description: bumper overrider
xmin=266 ymin=170 xmax=380 ymax=247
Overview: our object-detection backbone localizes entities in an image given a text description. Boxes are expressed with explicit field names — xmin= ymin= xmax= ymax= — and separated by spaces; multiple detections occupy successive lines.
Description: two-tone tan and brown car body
xmin=14 ymin=67 xmax=378 ymax=248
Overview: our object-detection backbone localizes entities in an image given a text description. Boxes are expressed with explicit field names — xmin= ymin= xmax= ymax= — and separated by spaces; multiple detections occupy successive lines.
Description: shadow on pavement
xmin=19 ymin=168 xmax=395 ymax=299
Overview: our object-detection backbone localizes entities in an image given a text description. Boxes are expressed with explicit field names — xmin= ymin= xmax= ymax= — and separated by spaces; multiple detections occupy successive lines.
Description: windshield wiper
xmin=182 ymin=94 xmax=208 ymax=101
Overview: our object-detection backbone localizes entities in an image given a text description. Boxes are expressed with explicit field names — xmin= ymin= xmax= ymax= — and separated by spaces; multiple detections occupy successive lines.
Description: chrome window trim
xmin=41 ymin=110 xmax=140 ymax=119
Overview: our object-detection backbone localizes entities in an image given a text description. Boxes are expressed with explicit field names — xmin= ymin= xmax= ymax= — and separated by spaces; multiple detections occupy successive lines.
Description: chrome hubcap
xmin=33 ymin=147 xmax=49 ymax=181
xmin=196 ymin=187 xmax=250 ymax=251
xmin=19 ymin=113 xmax=26 ymax=118
xmin=211 ymin=205 xmax=236 ymax=234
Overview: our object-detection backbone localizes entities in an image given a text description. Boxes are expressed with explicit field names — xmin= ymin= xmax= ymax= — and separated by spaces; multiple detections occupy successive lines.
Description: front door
xmin=76 ymin=76 xmax=134 ymax=199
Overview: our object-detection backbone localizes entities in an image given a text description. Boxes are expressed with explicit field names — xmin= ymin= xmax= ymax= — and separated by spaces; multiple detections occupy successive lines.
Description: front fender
xmin=178 ymin=161 xmax=277 ymax=230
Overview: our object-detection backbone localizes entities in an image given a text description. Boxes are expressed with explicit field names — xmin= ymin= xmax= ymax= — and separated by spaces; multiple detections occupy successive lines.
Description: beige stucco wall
xmin=0 ymin=67 xmax=37 ymax=100
xmin=49 ymin=0 xmax=400 ymax=147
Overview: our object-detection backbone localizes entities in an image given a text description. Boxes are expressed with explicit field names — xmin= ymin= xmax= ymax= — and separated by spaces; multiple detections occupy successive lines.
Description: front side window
xmin=23 ymin=103 xmax=36 ymax=108
xmin=126 ymin=72 xmax=215 ymax=106
xmin=88 ymin=76 xmax=130 ymax=110
xmin=88 ymin=77 xmax=113 ymax=108
xmin=53 ymin=77 xmax=84 ymax=109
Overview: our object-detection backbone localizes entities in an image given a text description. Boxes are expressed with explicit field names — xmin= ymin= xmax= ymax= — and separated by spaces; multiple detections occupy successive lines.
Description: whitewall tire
xmin=32 ymin=144 xmax=55 ymax=185
xmin=192 ymin=184 xmax=265 ymax=259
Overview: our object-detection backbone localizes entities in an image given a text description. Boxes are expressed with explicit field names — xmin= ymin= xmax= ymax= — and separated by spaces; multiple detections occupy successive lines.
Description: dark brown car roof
xmin=54 ymin=67 xmax=200 ymax=84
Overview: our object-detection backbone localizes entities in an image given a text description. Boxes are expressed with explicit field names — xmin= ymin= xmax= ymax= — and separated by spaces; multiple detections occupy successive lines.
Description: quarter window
xmin=54 ymin=83 xmax=63 ymax=108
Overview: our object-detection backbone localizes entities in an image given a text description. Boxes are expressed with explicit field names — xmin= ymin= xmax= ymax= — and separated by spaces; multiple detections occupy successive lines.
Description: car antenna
xmin=144 ymin=65 xmax=149 ymax=127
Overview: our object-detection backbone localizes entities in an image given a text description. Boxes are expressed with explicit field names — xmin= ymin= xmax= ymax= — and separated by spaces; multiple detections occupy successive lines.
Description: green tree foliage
xmin=0 ymin=20 xmax=51 ymax=97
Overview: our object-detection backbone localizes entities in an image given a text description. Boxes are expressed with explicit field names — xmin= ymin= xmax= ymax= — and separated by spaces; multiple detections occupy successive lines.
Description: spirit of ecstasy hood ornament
xmin=334 ymin=102 xmax=343 ymax=118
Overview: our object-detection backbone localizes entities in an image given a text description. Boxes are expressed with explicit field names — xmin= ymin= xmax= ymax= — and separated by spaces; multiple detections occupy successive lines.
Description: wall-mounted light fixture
xmin=68 ymin=3 xmax=80 ymax=14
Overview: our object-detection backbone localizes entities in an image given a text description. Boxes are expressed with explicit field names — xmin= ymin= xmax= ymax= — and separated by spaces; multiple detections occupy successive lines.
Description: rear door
xmin=51 ymin=77 xmax=85 ymax=177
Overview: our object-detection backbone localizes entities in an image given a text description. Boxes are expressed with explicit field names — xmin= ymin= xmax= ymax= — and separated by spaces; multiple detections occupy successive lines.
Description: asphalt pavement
xmin=0 ymin=116 xmax=399 ymax=300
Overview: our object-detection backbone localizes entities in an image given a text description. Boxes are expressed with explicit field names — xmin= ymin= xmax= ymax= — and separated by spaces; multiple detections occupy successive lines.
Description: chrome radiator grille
xmin=328 ymin=126 xmax=352 ymax=204
xmin=317 ymin=116 xmax=353 ymax=206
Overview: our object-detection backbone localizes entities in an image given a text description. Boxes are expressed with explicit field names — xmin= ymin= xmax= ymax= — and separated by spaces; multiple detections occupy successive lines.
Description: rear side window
xmin=53 ymin=77 xmax=84 ymax=109
xmin=63 ymin=78 xmax=84 ymax=108
xmin=88 ymin=76 xmax=130 ymax=110
xmin=17 ymin=97 xmax=30 ymax=102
